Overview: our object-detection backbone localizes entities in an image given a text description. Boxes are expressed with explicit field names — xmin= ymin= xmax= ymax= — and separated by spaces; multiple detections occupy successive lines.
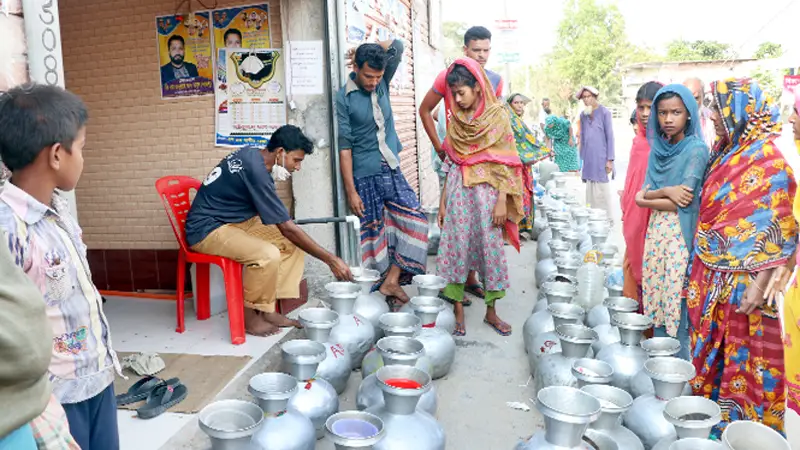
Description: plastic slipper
xmin=465 ymin=283 xmax=485 ymax=299
xmin=136 ymin=380 xmax=188 ymax=420
xmin=115 ymin=376 xmax=178 ymax=406
xmin=483 ymin=318 xmax=512 ymax=336
xmin=438 ymin=292 xmax=471 ymax=307
xmin=453 ymin=322 xmax=466 ymax=337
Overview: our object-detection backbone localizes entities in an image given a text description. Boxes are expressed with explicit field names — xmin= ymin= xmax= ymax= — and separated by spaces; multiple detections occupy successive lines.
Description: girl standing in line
xmin=620 ymin=81 xmax=663 ymax=310
xmin=436 ymin=58 xmax=525 ymax=337
xmin=635 ymin=84 xmax=709 ymax=360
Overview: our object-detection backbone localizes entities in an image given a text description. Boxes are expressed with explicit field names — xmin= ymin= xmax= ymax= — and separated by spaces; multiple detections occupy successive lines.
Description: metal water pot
xmin=409 ymin=297 xmax=456 ymax=379
xmin=515 ymin=386 xmax=603 ymax=449
xmin=556 ymin=257 xmax=581 ymax=278
xmin=424 ymin=208 xmax=441 ymax=255
xmin=588 ymin=297 xmax=639 ymax=328
xmin=550 ymin=222 xmax=570 ymax=241
xmin=325 ymin=411 xmax=386 ymax=449
xmin=571 ymin=358 xmax=614 ymax=388
xmin=361 ymin=313 xmax=433 ymax=378
xmin=630 ymin=338 xmax=691 ymax=399
xmin=526 ymin=303 xmax=588 ymax=375
xmin=326 ymin=282 xmax=376 ymax=369
xmin=573 ymin=208 xmax=590 ymax=227
xmin=536 ymin=258 xmax=559 ymax=288
xmin=581 ymin=385 xmax=644 ymax=450
xmin=597 ymin=313 xmax=653 ymax=394
xmin=592 ymin=324 xmax=622 ymax=355
xmin=357 ymin=337 xmax=437 ymax=416
xmin=366 ymin=366 xmax=446 ymax=450
xmin=298 ymin=308 xmax=352 ymax=395
xmin=353 ymin=269 xmax=389 ymax=341
xmin=667 ymin=439 xmax=723 ymax=450
xmin=282 ymin=340 xmax=340 ymax=439
xmin=553 ymin=172 xmax=568 ymax=188
xmin=538 ymin=227 xmax=553 ymax=252
xmin=249 ymin=373 xmax=316 ymax=450
xmin=594 ymin=243 xmax=620 ymax=261
xmin=533 ymin=324 xmax=598 ymax=394
xmin=533 ymin=275 xmax=579 ymax=314
xmin=623 ymin=357 xmax=696 ymax=449
xmin=198 ymin=399 xmax=263 ymax=450
xmin=721 ymin=420 xmax=791 ymax=450
xmin=652 ymin=396 xmax=721 ymax=449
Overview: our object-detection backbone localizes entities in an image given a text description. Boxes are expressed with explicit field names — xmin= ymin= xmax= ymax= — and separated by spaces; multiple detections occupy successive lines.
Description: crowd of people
xmin=619 ymin=76 xmax=800 ymax=437
xmin=1 ymin=19 xmax=799 ymax=448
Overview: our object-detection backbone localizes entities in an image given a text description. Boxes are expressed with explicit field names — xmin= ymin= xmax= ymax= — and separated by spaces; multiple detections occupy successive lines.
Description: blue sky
xmin=442 ymin=0 xmax=799 ymax=64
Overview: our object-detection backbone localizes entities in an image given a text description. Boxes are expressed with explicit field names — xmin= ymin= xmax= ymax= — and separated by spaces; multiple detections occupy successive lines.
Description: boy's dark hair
xmin=446 ymin=64 xmax=478 ymax=89
xmin=636 ymin=81 xmax=664 ymax=103
xmin=223 ymin=28 xmax=242 ymax=43
xmin=630 ymin=108 xmax=637 ymax=125
xmin=267 ymin=125 xmax=314 ymax=154
xmin=168 ymin=34 xmax=184 ymax=47
xmin=354 ymin=43 xmax=388 ymax=71
xmin=0 ymin=83 xmax=88 ymax=172
xmin=464 ymin=26 xmax=492 ymax=46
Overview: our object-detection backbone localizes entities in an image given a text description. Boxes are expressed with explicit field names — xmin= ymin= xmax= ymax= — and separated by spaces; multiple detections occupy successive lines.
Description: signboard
xmin=497 ymin=52 xmax=521 ymax=64
xmin=494 ymin=19 xmax=518 ymax=31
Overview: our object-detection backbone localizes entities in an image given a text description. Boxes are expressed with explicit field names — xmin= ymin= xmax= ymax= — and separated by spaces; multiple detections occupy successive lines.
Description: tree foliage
xmin=441 ymin=21 xmax=468 ymax=65
xmin=665 ymin=40 xmax=735 ymax=61
xmin=754 ymin=42 xmax=784 ymax=60
xmin=549 ymin=0 xmax=629 ymax=105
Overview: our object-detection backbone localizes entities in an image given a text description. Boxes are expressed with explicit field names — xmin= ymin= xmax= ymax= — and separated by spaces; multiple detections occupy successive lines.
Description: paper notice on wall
xmin=289 ymin=41 xmax=324 ymax=95
xmin=221 ymin=48 xmax=287 ymax=142
xmin=156 ymin=12 xmax=214 ymax=99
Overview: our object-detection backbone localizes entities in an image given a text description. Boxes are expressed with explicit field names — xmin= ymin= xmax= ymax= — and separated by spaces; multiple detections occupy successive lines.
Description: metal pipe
xmin=295 ymin=215 xmax=361 ymax=268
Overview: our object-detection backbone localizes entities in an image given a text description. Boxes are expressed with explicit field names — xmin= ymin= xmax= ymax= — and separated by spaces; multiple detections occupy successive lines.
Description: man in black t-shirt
xmin=185 ymin=125 xmax=352 ymax=336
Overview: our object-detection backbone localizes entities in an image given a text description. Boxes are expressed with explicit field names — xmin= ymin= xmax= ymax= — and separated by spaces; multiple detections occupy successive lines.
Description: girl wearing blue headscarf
xmin=634 ymin=84 xmax=710 ymax=358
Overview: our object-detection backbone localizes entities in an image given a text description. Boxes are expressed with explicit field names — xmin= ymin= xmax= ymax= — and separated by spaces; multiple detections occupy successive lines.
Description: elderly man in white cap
xmin=576 ymin=86 xmax=615 ymax=220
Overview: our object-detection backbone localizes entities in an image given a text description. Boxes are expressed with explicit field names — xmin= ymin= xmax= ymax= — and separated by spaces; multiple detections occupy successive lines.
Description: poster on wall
xmin=217 ymin=48 xmax=286 ymax=145
xmin=212 ymin=4 xmax=273 ymax=146
xmin=156 ymin=12 xmax=214 ymax=98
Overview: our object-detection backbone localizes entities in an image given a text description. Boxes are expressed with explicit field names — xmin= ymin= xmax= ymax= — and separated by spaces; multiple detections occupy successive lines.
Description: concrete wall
xmin=279 ymin=0 xmax=337 ymax=291
xmin=412 ymin=0 xmax=444 ymax=210
xmin=0 ymin=0 xmax=28 ymax=180
xmin=0 ymin=0 xmax=28 ymax=91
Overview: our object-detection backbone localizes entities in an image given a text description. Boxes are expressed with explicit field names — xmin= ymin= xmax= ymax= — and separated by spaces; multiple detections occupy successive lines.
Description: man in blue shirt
xmin=186 ymin=125 xmax=353 ymax=336
xmin=337 ymin=40 xmax=428 ymax=308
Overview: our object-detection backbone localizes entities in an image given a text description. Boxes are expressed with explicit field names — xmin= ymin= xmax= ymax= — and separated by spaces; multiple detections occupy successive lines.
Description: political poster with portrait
xmin=212 ymin=4 xmax=272 ymax=146
xmin=217 ymin=48 xmax=286 ymax=146
xmin=156 ymin=12 xmax=213 ymax=98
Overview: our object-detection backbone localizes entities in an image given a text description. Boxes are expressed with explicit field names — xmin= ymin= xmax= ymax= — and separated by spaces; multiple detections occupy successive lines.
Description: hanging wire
xmin=722 ymin=0 xmax=796 ymax=68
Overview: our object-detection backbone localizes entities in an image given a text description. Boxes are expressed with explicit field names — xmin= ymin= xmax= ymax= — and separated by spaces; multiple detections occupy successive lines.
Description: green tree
xmin=549 ymin=0 xmax=635 ymax=105
xmin=665 ymin=40 xmax=734 ymax=61
xmin=754 ymin=42 xmax=784 ymax=59
xmin=442 ymin=21 xmax=468 ymax=65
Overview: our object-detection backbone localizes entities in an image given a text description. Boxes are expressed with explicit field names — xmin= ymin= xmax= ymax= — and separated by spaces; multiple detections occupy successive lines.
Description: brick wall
xmin=59 ymin=0 xmax=289 ymax=252
xmin=59 ymin=0 xmax=292 ymax=292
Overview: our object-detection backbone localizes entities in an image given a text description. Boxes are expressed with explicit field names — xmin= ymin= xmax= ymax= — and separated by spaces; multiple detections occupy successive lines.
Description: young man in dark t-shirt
xmin=185 ymin=125 xmax=353 ymax=336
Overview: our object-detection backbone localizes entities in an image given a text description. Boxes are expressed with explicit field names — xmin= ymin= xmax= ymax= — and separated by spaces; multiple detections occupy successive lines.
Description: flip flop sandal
xmin=438 ymin=292 xmax=471 ymax=307
xmin=483 ymin=318 xmax=512 ymax=337
xmin=136 ymin=380 xmax=188 ymax=420
xmin=465 ymin=284 xmax=485 ymax=300
xmin=453 ymin=322 xmax=466 ymax=337
xmin=115 ymin=376 xmax=178 ymax=406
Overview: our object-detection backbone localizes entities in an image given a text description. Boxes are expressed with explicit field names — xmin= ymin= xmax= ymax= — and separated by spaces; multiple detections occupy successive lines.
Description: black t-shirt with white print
xmin=185 ymin=147 xmax=290 ymax=247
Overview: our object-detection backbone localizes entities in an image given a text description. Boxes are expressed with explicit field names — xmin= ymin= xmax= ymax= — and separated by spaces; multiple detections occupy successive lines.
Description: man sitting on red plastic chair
xmin=185 ymin=125 xmax=353 ymax=336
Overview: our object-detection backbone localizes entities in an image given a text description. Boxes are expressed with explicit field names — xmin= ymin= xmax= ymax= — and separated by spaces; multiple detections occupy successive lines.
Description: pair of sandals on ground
xmin=116 ymin=376 xmax=189 ymax=420
xmin=384 ymin=282 xmax=512 ymax=337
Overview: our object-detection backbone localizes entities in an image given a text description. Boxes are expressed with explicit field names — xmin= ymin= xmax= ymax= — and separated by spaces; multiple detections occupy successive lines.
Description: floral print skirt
xmin=642 ymin=210 xmax=688 ymax=336
xmin=435 ymin=164 xmax=509 ymax=292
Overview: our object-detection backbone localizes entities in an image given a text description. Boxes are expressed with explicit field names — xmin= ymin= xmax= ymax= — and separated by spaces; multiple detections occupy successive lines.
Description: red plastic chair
xmin=155 ymin=176 xmax=246 ymax=345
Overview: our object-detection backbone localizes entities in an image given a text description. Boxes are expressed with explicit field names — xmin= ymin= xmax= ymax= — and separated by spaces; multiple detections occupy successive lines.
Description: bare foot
xmin=453 ymin=302 xmax=465 ymax=336
xmin=244 ymin=308 xmax=280 ymax=337
xmin=379 ymin=282 xmax=410 ymax=303
xmin=262 ymin=311 xmax=302 ymax=329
